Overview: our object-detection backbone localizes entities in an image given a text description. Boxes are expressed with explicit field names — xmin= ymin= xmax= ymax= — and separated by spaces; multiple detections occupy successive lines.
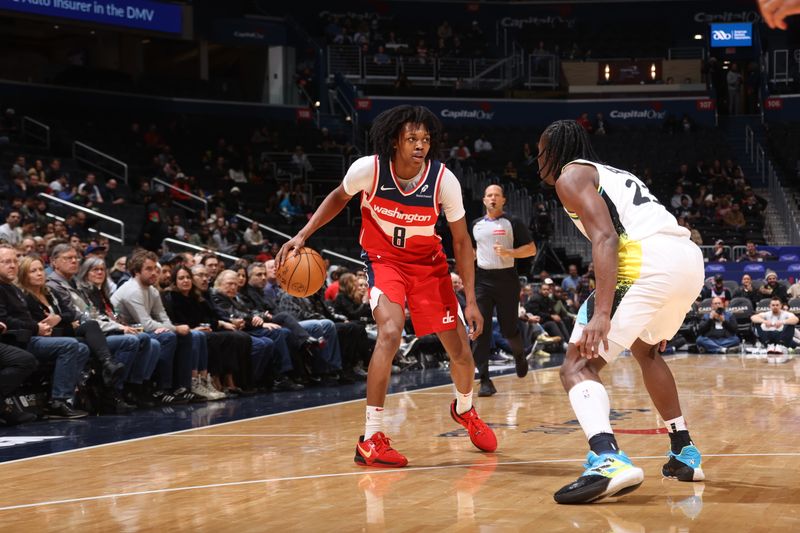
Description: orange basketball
xmin=276 ymin=247 xmax=327 ymax=297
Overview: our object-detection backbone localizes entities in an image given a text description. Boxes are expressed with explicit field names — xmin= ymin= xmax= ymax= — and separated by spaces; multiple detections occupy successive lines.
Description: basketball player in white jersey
xmin=536 ymin=120 xmax=705 ymax=504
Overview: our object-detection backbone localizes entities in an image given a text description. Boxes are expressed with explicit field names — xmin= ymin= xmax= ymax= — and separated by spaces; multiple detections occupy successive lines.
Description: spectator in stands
xmin=524 ymin=280 xmax=570 ymax=342
xmin=20 ymin=255 xmax=135 ymax=412
xmin=161 ymin=266 xmax=250 ymax=399
xmin=520 ymin=142 xmax=537 ymax=178
xmin=789 ymin=278 xmax=800 ymax=300
xmin=279 ymin=193 xmax=306 ymax=222
xmin=673 ymin=197 xmax=698 ymax=222
xmin=268 ymin=261 xmax=344 ymax=379
xmin=373 ymin=46 xmax=391 ymax=66
xmin=109 ymin=256 xmax=128 ymax=286
xmin=243 ymin=221 xmax=264 ymax=252
xmin=701 ymin=274 xmax=732 ymax=302
xmin=503 ymin=161 xmax=519 ymax=181
xmin=473 ymin=134 xmax=493 ymax=159
xmin=758 ymin=271 xmax=789 ymax=304
xmin=710 ymin=239 xmax=729 ymax=262
xmin=751 ymin=296 xmax=798 ymax=351
xmin=561 ymin=264 xmax=581 ymax=302
xmin=0 ymin=210 xmax=21 ymax=245
xmin=741 ymin=194 xmax=764 ymax=222
xmin=0 ymin=245 xmax=89 ymax=418
xmin=695 ymin=296 xmax=740 ymax=354
xmin=210 ymin=270 xmax=302 ymax=391
xmin=670 ymin=185 xmax=689 ymax=209
xmin=324 ymin=266 xmax=348 ymax=301
xmin=334 ymin=272 xmax=372 ymax=323
xmin=0 ymin=339 xmax=38 ymax=426
xmin=291 ymin=146 xmax=314 ymax=176
xmin=241 ymin=262 xmax=320 ymax=350
xmin=551 ymin=285 xmax=577 ymax=329
xmin=76 ymin=256 xmax=158 ymax=407
xmin=576 ymin=112 xmax=593 ymax=133
xmin=78 ymin=173 xmax=104 ymax=204
xmin=727 ymin=63 xmax=742 ymax=115
xmin=111 ymin=250 xmax=199 ymax=404
xmin=576 ymin=262 xmax=595 ymax=306
xmin=200 ymin=254 xmax=221 ymax=285
xmin=723 ymin=203 xmax=746 ymax=230
xmin=733 ymin=274 xmax=759 ymax=307
xmin=161 ymin=266 xmax=244 ymax=400
xmin=737 ymin=240 xmax=772 ymax=262
xmin=594 ymin=113 xmax=608 ymax=135
xmin=102 ymin=178 xmax=125 ymax=205
xmin=449 ymin=139 xmax=472 ymax=165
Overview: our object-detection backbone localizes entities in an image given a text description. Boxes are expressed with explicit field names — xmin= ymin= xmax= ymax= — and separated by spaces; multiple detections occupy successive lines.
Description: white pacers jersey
xmin=563 ymin=159 xmax=690 ymax=283
xmin=564 ymin=159 xmax=704 ymax=357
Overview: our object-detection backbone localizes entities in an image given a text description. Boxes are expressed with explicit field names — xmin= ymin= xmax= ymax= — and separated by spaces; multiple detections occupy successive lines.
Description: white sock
xmin=568 ymin=380 xmax=613 ymax=440
xmin=364 ymin=405 xmax=384 ymax=440
xmin=664 ymin=415 xmax=687 ymax=433
xmin=455 ymin=388 xmax=473 ymax=415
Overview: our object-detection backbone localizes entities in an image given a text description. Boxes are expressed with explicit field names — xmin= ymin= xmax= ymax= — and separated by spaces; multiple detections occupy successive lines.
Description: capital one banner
xmin=357 ymin=97 xmax=716 ymax=128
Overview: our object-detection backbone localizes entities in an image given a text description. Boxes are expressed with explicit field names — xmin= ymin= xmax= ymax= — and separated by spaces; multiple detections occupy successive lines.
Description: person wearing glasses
xmin=0 ymin=245 xmax=89 ymax=418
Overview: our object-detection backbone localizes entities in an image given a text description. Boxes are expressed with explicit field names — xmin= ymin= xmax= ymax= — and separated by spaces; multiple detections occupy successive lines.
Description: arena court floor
xmin=0 ymin=353 xmax=799 ymax=531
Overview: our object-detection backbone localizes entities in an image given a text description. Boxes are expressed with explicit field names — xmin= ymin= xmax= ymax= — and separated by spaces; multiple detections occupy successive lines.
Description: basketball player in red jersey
xmin=276 ymin=105 xmax=497 ymax=467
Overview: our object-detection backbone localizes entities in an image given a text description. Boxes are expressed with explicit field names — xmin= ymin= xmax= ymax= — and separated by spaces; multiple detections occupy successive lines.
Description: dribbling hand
xmin=275 ymin=235 xmax=306 ymax=269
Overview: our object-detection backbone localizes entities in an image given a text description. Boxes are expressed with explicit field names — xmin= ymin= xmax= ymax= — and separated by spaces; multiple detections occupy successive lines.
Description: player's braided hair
xmin=539 ymin=120 xmax=600 ymax=181
xmin=369 ymin=105 xmax=442 ymax=162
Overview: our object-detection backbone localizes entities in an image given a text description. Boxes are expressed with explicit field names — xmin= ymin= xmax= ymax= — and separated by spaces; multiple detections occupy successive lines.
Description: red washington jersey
xmin=342 ymin=155 xmax=465 ymax=263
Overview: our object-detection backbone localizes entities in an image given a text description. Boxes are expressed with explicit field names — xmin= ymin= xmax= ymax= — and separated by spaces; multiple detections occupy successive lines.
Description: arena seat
xmin=728 ymin=297 xmax=755 ymax=341
xmin=755 ymin=298 xmax=772 ymax=313
xmin=696 ymin=298 xmax=713 ymax=315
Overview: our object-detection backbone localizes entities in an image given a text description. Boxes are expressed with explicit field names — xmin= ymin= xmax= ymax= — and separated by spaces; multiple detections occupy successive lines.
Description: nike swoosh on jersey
xmin=380 ymin=185 xmax=396 ymax=191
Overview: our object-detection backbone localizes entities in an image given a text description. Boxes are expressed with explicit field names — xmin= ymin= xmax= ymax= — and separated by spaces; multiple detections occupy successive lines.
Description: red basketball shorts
xmin=366 ymin=252 xmax=460 ymax=336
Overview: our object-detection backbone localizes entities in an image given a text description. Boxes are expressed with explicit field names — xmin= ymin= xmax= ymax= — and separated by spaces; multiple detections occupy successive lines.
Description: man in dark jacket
xmin=695 ymin=297 xmax=740 ymax=354
xmin=210 ymin=269 xmax=302 ymax=391
xmin=524 ymin=280 xmax=570 ymax=341
xmin=241 ymin=262 xmax=321 ymax=350
xmin=0 ymin=245 xmax=89 ymax=418
xmin=0 ymin=338 xmax=38 ymax=426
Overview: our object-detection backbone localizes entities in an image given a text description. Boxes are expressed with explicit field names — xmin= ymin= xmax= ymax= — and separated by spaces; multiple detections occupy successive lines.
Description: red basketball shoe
xmin=450 ymin=400 xmax=497 ymax=452
xmin=354 ymin=432 xmax=409 ymax=468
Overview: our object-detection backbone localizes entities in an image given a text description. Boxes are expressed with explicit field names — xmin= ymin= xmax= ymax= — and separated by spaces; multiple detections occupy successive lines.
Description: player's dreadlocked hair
xmin=369 ymin=105 xmax=442 ymax=162
xmin=539 ymin=120 xmax=600 ymax=181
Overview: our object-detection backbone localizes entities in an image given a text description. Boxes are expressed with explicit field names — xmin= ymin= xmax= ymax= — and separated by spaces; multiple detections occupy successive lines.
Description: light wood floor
xmin=1 ymin=354 xmax=800 ymax=531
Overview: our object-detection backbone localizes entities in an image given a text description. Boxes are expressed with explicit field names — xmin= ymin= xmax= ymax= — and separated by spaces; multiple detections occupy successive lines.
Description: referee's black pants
xmin=0 ymin=342 xmax=38 ymax=399
xmin=472 ymin=268 xmax=523 ymax=379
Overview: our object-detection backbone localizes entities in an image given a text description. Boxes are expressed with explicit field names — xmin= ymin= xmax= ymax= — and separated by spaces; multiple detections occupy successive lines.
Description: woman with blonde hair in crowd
xmin=17 ymin=255 xmax=135 ymax=412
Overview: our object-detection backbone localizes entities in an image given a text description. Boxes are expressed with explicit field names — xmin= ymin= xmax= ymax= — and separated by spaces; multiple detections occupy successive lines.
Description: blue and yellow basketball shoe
xmin=554 ymin=450 xmax=644 ymax=504
xmin=662 ymin=444 xmax=705 ymax=481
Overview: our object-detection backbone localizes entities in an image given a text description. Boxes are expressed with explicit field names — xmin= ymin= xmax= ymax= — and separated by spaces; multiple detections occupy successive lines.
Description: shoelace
xmin=465 ymin=415 xmax=488 ymax=435
xmin=372 ymin=434 xmax=393 ymax=453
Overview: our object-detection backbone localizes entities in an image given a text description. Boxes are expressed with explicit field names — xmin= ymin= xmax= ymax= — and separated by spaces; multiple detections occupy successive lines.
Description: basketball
xmin=276 ymin=247 xmax=327 ymax=297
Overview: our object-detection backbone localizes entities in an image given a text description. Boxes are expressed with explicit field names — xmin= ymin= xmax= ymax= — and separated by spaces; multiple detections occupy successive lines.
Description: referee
xmin=470 ymin=184 xmax=536 ymax=397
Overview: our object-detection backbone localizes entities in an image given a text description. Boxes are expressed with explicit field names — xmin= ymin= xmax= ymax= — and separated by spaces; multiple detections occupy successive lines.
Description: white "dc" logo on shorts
xmin=442 ymin=309 xmax=455 ymax=324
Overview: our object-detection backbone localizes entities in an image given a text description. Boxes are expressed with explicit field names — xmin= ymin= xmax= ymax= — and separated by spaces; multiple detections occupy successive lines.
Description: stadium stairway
xmin=720 ymin=114 xmax=794 ymax=245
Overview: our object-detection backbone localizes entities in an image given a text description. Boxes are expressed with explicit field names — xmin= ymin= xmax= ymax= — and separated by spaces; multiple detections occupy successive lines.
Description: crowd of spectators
xmin=322 ymin=14 xmax=494 ymax=63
